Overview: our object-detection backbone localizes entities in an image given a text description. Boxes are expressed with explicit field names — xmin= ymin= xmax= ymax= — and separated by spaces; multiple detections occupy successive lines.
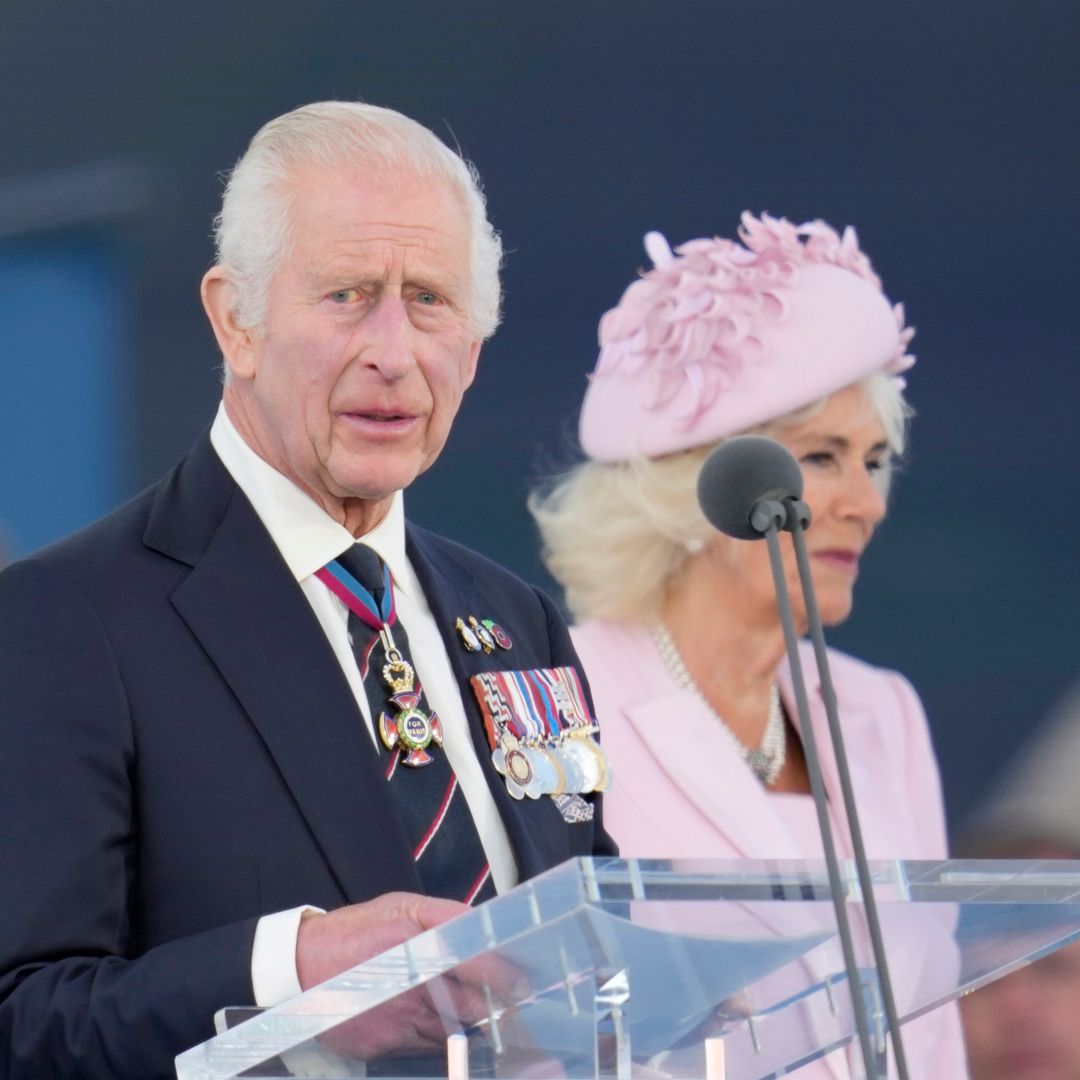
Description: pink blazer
xmin=574 ymin=619 xmax=968 ymax=1080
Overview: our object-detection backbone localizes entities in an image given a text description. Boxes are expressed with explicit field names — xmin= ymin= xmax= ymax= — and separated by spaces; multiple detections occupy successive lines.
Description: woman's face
xmin=705 ymin=383 xmax=890 ymax=630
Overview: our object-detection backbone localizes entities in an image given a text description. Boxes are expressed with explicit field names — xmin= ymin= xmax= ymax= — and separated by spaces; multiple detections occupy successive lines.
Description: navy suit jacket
xmin=0 ymin=435 xmax=615 ymax=1080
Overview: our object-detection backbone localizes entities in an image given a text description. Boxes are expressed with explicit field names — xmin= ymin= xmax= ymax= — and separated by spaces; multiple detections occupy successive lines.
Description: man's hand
xmin=295 ymin=892 xmax=522 ymax=1061
xmin=296 ymin=891 xmax=467 ymax=992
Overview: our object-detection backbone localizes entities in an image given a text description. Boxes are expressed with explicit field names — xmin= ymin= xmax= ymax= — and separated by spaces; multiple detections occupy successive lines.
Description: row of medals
xmin=460 ymin=615 xmax=610 ymax=799
xmin=493 ymin=725 xmax=608 ymax=800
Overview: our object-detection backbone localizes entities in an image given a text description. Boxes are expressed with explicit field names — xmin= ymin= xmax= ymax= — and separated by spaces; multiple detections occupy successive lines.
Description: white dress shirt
xmin=209 ymin=405 xmax=517 ymax=1007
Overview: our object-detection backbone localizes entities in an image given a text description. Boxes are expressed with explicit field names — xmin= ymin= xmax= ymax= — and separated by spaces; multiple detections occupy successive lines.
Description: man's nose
xmin=363 ymin=296 xmax=415 ymax=379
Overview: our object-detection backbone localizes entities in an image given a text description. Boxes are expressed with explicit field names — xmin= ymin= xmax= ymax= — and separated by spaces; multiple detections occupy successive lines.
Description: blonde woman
xmin=531 ymin=213 xmax=967 ymax=1078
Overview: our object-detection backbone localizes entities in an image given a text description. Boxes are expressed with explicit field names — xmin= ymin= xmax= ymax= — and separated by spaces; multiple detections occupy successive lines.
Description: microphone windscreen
xmin=696 ymin=435 xmax=804 ymax=540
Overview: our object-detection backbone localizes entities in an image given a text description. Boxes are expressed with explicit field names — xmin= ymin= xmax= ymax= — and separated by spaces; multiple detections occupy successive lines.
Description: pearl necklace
xmin=650 ymin=622 xmax=787 ymax=786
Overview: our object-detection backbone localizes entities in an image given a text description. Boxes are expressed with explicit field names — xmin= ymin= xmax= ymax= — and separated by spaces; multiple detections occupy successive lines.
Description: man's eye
xmin=328 ymin=288 xmax=360 ymax=304
xmin=415 ymin=291 xmax=441 ymax=306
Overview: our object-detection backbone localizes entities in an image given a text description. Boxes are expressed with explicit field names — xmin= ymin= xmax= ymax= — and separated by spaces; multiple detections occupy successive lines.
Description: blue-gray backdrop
xmin=1 ymin=0 xmax=1077 ymax=833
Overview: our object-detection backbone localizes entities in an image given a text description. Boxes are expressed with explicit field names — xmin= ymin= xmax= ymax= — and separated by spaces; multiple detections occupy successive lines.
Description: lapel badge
xmin=482 ymin=619 xmax=513 ymax=650
xmin=468 ymin=615 xmax=496 ymax=654
xmin=455 ymin=616 xmax=482 ymax=652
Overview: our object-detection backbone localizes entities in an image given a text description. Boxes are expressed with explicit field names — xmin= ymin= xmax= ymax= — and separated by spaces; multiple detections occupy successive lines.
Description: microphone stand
xmin=749 ymin=498 xmax=889 ymax=1080
xmin=784 ymin=497 xmax=911 ymax=1079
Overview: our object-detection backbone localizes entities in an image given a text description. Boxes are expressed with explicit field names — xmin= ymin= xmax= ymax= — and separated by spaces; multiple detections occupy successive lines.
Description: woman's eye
xmin=800 ymin=452 xmax=834 ymax=468
xmin=866 ymin=455 xmax=890 ymax=475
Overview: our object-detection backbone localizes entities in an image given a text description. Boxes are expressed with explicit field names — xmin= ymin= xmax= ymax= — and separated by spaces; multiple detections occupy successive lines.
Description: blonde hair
xmin=530 ymin=372 xmax=910 ymax=622
xmin=529 ymin=445 xmax=715 ymax=623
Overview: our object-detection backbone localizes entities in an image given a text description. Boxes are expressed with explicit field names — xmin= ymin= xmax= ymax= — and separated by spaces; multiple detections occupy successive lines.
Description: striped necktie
xmin=320 ymin=544 xmax=496 ymax=905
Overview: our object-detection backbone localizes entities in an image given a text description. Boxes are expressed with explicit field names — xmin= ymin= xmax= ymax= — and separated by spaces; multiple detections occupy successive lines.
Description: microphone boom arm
xmin=759 ymin=512 xmax=887 ymax=1079
xmin=785 ymin=497 xmax=911 ymax=1079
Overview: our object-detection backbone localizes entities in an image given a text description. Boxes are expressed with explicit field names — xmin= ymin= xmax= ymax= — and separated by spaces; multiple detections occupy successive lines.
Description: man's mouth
xmin=340 ymin=410 xmax=420 ymax=435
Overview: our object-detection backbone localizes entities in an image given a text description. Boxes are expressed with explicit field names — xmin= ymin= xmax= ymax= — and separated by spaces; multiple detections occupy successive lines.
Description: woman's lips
xmin=813 ymin=548 xmax=860 ymax=573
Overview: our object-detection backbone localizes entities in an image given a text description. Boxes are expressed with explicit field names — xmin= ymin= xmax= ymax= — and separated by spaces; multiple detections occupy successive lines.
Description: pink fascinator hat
xmin=579 ymin=212 xmax=914 ymax=462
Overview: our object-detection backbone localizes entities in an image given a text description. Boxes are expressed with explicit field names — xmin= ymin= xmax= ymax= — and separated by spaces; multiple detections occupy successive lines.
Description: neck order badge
xmin=317 ymin=548 xmax=442 ymax=766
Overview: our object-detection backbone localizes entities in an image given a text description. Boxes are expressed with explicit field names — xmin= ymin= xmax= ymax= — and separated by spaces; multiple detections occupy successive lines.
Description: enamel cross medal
xmin=376 ymin=627 xmax=443 ymax=767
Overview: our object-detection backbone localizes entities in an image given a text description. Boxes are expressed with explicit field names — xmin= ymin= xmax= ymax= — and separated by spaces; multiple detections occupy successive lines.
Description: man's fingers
xmin=398 ymin=892 xmax=472 ymax=932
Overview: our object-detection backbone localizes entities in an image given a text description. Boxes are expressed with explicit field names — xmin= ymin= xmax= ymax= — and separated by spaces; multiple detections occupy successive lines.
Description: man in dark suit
xmin=0 ymin=101 xmax=615 ymax=1080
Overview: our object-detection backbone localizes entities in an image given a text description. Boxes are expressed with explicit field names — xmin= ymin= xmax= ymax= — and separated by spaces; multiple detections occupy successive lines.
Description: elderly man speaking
xmin=0 ymin=102 xmax=614 ymax=1079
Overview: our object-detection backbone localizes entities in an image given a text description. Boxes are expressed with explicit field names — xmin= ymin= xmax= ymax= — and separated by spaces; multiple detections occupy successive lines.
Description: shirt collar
xmin=209 ymin=402 xmax=411 ymax=592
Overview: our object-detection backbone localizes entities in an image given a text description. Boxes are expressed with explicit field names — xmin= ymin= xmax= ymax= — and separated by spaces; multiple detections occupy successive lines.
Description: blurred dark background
xmin=1 ymin=0 xmax=1076 ymax=832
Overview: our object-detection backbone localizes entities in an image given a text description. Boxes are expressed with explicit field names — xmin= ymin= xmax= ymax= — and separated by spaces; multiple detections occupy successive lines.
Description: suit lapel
xmin=406 ymin=528 xmax=570 ymax=879
xmin=147 ymin=438 xmax=420 ymax=903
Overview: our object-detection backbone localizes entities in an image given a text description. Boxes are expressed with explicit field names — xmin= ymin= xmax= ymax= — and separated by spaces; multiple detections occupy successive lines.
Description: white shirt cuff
xmin=251 ymin=905 xmax=325 ymax=1007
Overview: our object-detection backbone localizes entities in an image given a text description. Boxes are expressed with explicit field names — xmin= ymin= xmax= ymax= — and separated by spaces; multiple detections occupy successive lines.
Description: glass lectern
xmin=175 ymin=858 xmax=1080 ymax=1080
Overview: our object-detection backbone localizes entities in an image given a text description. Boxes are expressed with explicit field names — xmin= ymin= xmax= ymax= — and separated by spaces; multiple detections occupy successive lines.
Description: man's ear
xmin=201 ymin=266 xmax=257 ymax=379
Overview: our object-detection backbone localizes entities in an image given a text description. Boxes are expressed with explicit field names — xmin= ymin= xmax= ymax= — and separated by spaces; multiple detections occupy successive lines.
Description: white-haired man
xmin=0 ymin=102 xmax=614 ymax=1079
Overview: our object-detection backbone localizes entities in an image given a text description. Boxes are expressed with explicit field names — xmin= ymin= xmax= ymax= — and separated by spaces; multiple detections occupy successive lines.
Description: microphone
xmin=696 ymin=434 xmax=807 ymax=539
xmin=696 ymin=435 xmax=909 ymax=1080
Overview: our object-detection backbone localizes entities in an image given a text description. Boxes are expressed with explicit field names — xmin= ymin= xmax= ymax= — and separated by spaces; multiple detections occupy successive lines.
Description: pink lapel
xmin=623 ymin=690 xmax=806 ymax=859
xmin=778 ymin=644 xmax=881 ymax=860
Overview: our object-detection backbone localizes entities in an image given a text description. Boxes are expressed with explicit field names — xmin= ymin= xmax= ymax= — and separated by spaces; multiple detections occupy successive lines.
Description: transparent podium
xmin=175 ymin=858 xmax=1080 ymax=1080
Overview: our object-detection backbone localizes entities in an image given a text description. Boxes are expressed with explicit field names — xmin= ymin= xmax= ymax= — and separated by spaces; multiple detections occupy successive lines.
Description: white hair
xmin=212 ymin=101 xmax=502 ymax=339
xmin=529 ymin=372 xmax=911 ymax=623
